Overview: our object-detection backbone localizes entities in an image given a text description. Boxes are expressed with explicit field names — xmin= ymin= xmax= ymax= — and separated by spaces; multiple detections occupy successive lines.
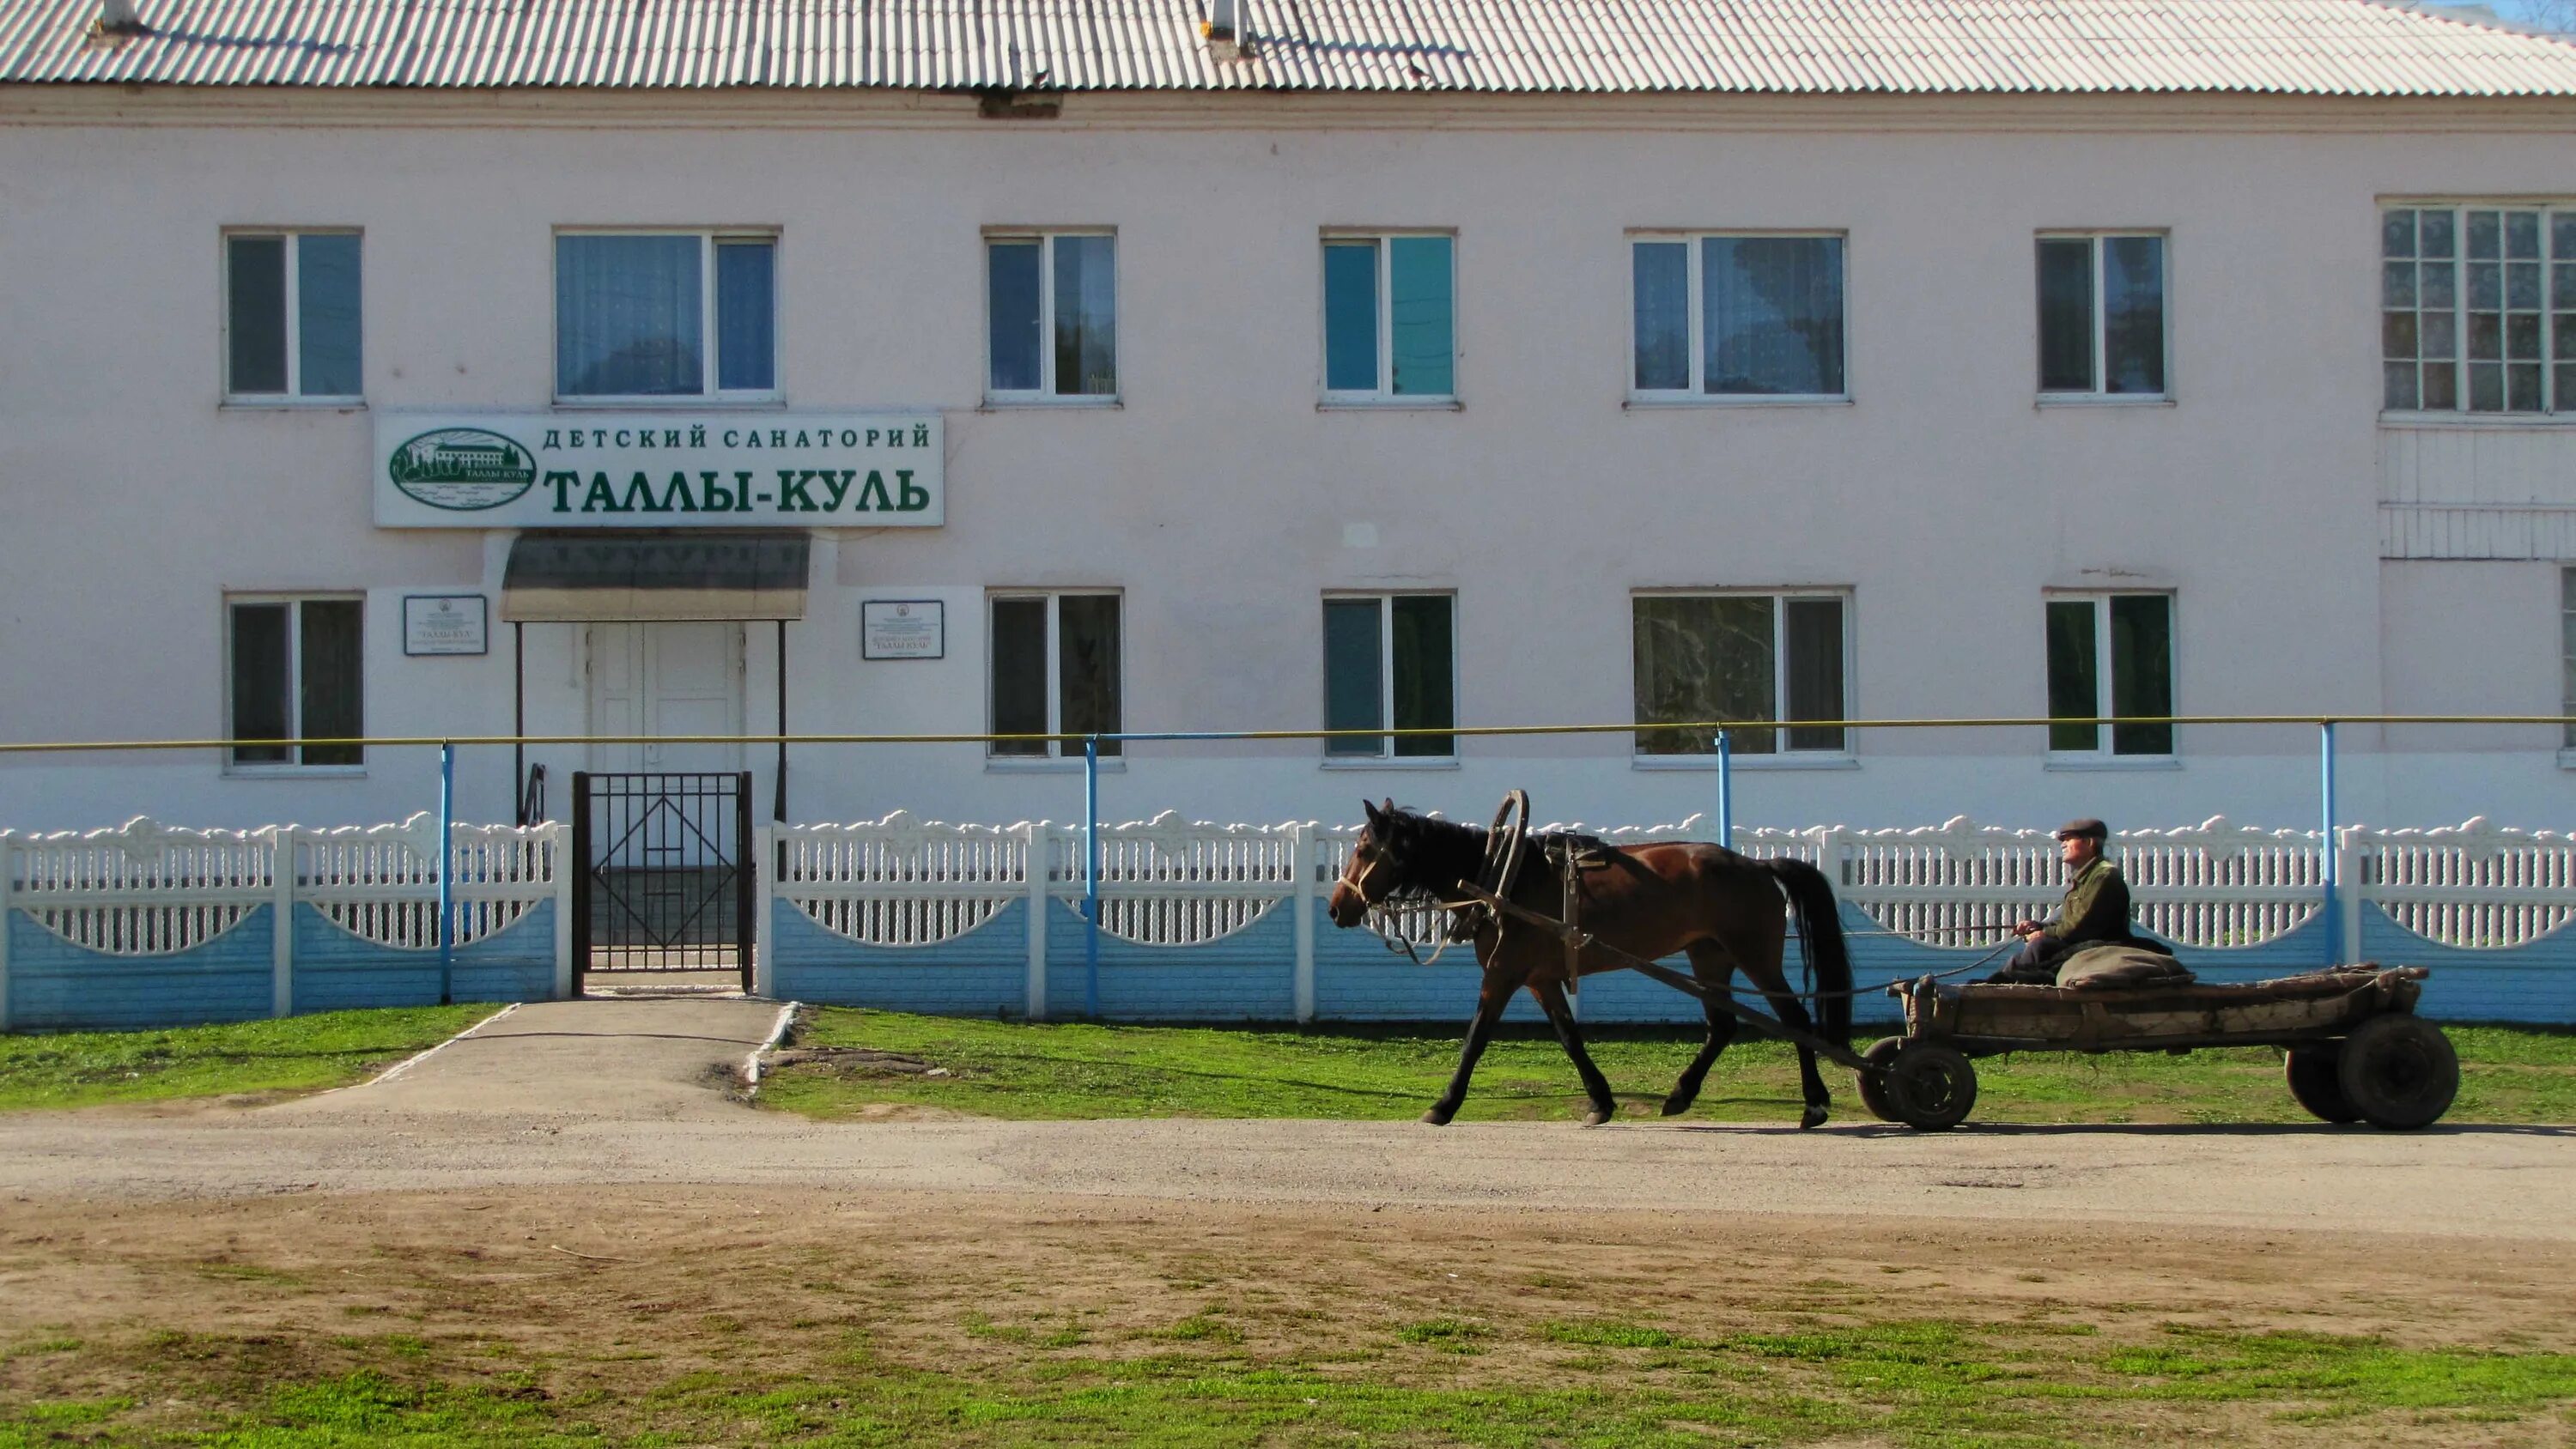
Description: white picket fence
xmin=0 ymin=814 xmax=568 ymax=1027
xmin=8 ymin=809 xmax=2573 ymax=1027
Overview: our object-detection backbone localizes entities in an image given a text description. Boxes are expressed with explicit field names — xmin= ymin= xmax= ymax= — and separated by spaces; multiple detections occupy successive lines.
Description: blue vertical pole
xmin=1716 ymin=728 xmax=1734 ymax=851
xmin=1084 ymin=734 xmax=1101 ymax=1018
xmin=2319 ymin=720 xmax=2337 ymax=967
xmin=437 ymin=741 xmax=456 ymax=1005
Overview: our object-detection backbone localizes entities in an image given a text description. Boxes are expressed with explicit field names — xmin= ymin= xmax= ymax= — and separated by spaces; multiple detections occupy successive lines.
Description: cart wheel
xmin=2336 ymin=1015 xmax=2458 ymax=1131
xmin=2284 ymin=1046 xmax=2360 ymax=1124
xmin=1856 ymin=1037 xmax=1904 ymax=1123
xmin=1884 ymin=1042 xmax=1978 ymax=1131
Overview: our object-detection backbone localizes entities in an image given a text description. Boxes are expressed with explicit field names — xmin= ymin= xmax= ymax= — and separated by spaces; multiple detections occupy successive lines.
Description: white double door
xmin=586 ymin=621 xmax=747 ymax=774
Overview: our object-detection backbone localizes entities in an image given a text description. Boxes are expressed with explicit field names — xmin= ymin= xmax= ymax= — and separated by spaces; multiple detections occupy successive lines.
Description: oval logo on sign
xmin=388 ymin=428 xmax=538 ymax=511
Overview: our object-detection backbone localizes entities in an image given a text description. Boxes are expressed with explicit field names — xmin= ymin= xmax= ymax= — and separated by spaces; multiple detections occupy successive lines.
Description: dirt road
xmin=0 ymin=997 xmax=2565 ymax=1238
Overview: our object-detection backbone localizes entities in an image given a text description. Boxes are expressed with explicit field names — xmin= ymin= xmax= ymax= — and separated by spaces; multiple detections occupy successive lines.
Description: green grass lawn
xmin=7 ymin=1310 xmax=2572 ymax=1446
xmin=0 ymin=1004 xmax=501 ymax=1112
xmin=762 ymin=1009 xmax=2576 ymax=1125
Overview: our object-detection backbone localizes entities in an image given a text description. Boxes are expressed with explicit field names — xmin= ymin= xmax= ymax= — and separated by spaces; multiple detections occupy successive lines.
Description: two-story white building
xmin=3 ymin=0 xmax=2575 ymax=838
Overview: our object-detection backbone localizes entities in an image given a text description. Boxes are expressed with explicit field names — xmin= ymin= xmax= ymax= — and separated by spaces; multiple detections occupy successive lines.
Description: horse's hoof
xmin=1421 ymin=1106 xmax=1455 ymax=1126
xmin=1582 ymin=1108 xmax=1613 ymax=1127
xmin=1800 ymin=1104 xmax=1829 ymax=1131
xmin=1659 ymin=1094 xmax=1693 ymax=1118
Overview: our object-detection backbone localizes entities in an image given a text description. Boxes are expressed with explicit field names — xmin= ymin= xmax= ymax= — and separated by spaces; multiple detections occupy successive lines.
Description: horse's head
xmin=1327 ymin=797 xmax=1407 ymax=928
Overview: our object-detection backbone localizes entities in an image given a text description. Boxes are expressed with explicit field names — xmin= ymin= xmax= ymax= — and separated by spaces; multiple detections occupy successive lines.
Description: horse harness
xmin=1365 ymin=789 xmax=1614 ymax=989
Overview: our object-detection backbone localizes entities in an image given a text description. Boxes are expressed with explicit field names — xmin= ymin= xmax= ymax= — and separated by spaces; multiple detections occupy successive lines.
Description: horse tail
xmin=1764 ymin=858 xmax=1853 ymax=1048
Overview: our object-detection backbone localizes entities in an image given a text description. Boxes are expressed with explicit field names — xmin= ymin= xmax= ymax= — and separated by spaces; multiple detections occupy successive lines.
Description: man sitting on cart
xmin=1994 ymin=818 xmax=2160 ymax=984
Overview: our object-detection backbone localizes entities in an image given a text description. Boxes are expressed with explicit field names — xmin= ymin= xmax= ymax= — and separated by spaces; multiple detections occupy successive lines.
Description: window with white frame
xmin=555 ymin=232 xmax=775 ymax=399
xmin=987 ymin=232 xmax=1117 ymax=400
xmin=224 ymin=232 xmax=361 ymax=401
xmin=989 ymin=591 xmax=1122 ymax=758
xmin=2383 ymin=205 xmax=2576 ymax=414
xmin=2046 ymin=593 xmax=2174 ymax=757
xmin=1631 ymin=592 xmax=1848 ymax=755
xmin=1323 ymin=593 xmax=1455 ymax=759
xmin=1322 ymin=233 xmax=1455 ymax=400
xmin=2036 ymin=233 xmax=2167 ymax=397
xmin=228 ymin=596 xmax=363 ymax=769
xmin=1631 ymin=233 xmax=1846 ymax=398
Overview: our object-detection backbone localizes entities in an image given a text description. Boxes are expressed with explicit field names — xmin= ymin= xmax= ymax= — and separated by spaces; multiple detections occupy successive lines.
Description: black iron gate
xmin=571 ymin=772 xmax=755 ymax=991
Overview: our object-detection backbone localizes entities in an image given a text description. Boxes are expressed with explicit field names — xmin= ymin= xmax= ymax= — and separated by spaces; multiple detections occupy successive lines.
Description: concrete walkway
xmin=275 ymin=997 xmax=791 ymax=1124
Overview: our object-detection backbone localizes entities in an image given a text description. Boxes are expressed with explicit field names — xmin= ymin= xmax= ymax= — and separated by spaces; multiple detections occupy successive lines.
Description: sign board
xmin=862 ymin=599 xmax=945 ymax=660
xmin=403 ymin=594 xmax=489 ymax=656
xmin=374 ymin=412 xmax=944 ymax=528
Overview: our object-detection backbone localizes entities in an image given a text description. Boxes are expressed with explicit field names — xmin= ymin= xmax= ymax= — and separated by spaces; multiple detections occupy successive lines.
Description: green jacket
xmin=2039 ymin=857 xmax=2142 ymax=948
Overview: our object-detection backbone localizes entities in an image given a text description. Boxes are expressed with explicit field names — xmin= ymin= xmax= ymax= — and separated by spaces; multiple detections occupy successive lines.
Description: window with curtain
xmin=1322 ymin=594 xmax=1456 ymax=759
xmin=2036 ymin=233 xmax=2166 ymax=397
xmin=1631 ymin=233 xmax=1844 ymax=397
xmin=228 ymin=597 xmax=363 ymax=769
xmin=1631 ymin=592 xmax=1848 ymax=755
xmin=556 ymin=233 xmax=775 ymax=398
xmin=225 ymin=232 xmax=361 ymax=400
xmin=2384 ymin=205 xmax=2576 ymax=415
xmin=989 ymin=591 xmax=1123 ymax=758
xmin=2046 ymin=593 xmax=2174 ymax=756
xmin=1322 ymin=233 xmax=1455 ymax=401
xmin=987 ymin=233 xmax=1118 ymax=399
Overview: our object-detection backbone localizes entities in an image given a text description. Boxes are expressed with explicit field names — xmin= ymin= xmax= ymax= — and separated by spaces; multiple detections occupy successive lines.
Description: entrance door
xmin=586 ymin=621 xmax=746 ymax=773
xmin=576 ymin=623 xmax=753 ymax=988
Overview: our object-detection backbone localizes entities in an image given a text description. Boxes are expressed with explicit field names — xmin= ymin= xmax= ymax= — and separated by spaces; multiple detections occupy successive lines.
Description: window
xmin=556 ymin=232 xmax=775 ymax=399
xmin=1631 ymin=593 xmax=1848 ymax=755
xmin=2046 ymin=594 xmax=2173 ymax=757
xmin=2383 ymin=206 xmax=2576 ymax=415
xmin=1323 ymin=594 xmax=1455 ymax=759
xmin=1631 ymin=233 xmax=1845 ymax=398
xmin=228 ymin=597 xmax=363 ymax=769
xmin=1322 ymin=233 xmax=1455 ymax=400
xmin=989 ymin=592 xmax=1121 ymax=758
xmin=2036 ymin=233 xmax=2166 ymax=397
xmin=224 ymin=232 xmax=361 ymax=401
xmin=987 ymin=233 xmax=1117 ymax=400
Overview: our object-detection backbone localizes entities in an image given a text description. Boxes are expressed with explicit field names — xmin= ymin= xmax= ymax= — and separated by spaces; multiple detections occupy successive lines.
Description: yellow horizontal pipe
xmin=0 ymin=714 xmax=2570 ymax=755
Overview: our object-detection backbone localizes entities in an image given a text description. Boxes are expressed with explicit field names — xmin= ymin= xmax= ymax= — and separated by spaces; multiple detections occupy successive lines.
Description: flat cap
xmin=2054 ymin=817 xmax=2109 ymax=840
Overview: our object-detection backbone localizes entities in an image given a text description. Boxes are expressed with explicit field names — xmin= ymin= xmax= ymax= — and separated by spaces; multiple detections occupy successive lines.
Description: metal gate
xmin=571 ymin=771 xmax=755 ymax=991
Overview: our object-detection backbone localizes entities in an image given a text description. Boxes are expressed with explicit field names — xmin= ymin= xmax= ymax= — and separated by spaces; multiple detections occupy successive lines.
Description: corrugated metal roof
xmin=5 ymin=0 xmax=2576 ymax=96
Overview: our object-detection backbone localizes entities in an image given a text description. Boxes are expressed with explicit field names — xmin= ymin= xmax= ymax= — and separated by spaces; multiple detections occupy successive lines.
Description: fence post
xmin=1292 ymin=822 xmax=1316 ymax=1023
xmin=270 ymin=825 xmax=295 ymax=1018
xmin=750 ymin=823 xmax=775 ymax=998
xmin=1084 ymin=736 xmax=1101 ymax=1020
xmin=437 ymin=741 xmax=455 ymax=1006
xmin=2318 ymin=721 xmax=2337 ymax=967
xmin=0 ymin=830 xmax=13 ymax=1033
xmin=2336 ymin=826 xmax=2366 ymax=966
xmin=1024 ymin=821 xmax=1048 ymax=1020
xmin=1716 ymin=729 xmax=1734 ymax=851
xmin=550 ymin=819 xmax=574 ymax=1000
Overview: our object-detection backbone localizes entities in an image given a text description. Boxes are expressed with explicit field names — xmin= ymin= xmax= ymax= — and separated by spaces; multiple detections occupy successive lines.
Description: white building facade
xmin=4 ymin=0 xmax=2576 ymax=837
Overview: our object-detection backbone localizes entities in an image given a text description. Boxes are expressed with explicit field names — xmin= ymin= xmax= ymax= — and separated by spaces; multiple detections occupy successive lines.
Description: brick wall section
xmin=291 ymin=900 xmax=556 ymax=1011
xmin=771 ymin=896 xmax=1029 ymax=1016
xmin=8 ymin=905 xmax=273 ymax=1030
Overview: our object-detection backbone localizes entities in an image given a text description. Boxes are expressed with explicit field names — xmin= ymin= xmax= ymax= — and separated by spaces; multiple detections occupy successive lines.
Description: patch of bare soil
xmin=1 ymin=1187 xmax=2569 ymax=1444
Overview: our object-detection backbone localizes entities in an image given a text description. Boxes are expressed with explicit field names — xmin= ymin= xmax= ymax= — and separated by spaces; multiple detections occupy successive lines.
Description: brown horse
xmin=1327 ymin=799 xmax=1854 ymax=1128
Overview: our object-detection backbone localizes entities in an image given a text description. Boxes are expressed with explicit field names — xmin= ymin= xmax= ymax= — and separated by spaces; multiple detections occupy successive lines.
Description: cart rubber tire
xmin=1884 ymin=1042 xmax=1978 ymax=1131
xmin=2284 ymin=1046 xmax=2360 ymax=1124
xmin=2336 ymin=1014 xmax=2458 ymax=1131
xmin=1856 ymin=1037 xmax=1905 ymax=1123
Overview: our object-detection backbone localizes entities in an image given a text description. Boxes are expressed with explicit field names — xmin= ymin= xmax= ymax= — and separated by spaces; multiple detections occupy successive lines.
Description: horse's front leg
xmin=1532 ymin=978 xmax=1619 ymax=1126
xmin=1425 ymin=967 xmax=1519 ymax=1126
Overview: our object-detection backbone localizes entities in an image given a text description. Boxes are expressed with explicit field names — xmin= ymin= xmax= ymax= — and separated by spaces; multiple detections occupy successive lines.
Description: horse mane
xmin=1377 ymin=808 xmax=1612 ymax=901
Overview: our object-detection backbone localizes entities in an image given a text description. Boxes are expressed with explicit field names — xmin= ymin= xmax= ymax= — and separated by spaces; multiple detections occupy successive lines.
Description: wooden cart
xmin=1860 ymin=964 xmax=2458 ymax=1131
